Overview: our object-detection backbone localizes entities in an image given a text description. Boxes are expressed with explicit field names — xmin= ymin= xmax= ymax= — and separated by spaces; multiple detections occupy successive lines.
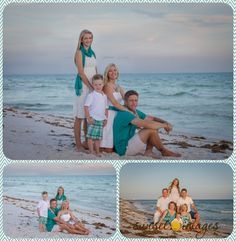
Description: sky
xmin=3 ymin=3 xmax=233 ymax=75
xmin=120 ymin=163 xmax=233 ymax=200
xmin=3 ymin=163 xmax=116 ymax=176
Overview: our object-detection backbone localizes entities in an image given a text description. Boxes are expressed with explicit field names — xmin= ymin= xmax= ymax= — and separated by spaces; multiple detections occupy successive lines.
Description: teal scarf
xmin=75 ymin=45 xmax=96 ymax=96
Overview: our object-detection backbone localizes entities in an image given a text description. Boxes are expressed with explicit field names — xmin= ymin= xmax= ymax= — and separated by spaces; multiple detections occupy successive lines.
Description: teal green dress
xmin=55 ymin=194 xmax=67 ymax=209
xmin=163 ymin=210 xmax=176 ymax=224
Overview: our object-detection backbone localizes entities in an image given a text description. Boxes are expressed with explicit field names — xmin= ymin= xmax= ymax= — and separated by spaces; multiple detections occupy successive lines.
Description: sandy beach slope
xmin=3 ymin=107 xmax=233 ymax=160
xmin=119 ymin=199 xmax=233 ymax=238
xmin=3 ymin=196 xmax=116 ymax=238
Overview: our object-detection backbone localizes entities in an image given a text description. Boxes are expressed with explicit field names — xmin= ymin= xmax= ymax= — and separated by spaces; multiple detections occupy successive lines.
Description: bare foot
xmin=161 ymin=149 xmax=181 ymax=157
xmin=82 ymin=141 xmax=88 ymax=149
xmin=95 ymin=153 xmax=102 ymax=157
xmin=76 ymin=145 xmax=86 ymax=152
xmin=144 ymin=150 xmax=159 ymax=159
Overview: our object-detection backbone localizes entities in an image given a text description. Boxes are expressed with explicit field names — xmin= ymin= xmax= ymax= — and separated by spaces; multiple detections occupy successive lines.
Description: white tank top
xmin=60 ymin=213 xmax=71 ymax=222
xmin=108 ymin=91 xmax=123 ymax=106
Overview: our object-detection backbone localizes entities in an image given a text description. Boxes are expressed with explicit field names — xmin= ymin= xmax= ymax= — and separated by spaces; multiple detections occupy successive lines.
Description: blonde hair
xmin=74 ymin=29 xmax=93 ymax=64
xmin=103 ymin=63 xmax=119 ymax=86
xmin=179 ymin=204 xmax=188 ymax=213
xmin=61 ymin=201 xmax=67 ymax=210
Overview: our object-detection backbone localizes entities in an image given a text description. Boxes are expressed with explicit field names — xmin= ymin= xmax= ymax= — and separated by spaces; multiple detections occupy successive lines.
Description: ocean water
xmin=3 ymin=175 xmax=116 ymax=215
xmin=3 ymin=72 xmax=233 ymax=141
xmin=132 ymin=199 xmax=233 ymax=228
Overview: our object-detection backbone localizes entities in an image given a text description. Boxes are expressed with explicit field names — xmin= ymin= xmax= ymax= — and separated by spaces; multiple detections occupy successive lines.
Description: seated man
xmin=177 ymin=188 xmax=200 ymax=229
xmin=46 ymin=198 xmax=83 ymax=234
xmin=113 ymin=90 xmax=181 ymax=157
xmin=153 ymin=188 xmax=170 ymax=224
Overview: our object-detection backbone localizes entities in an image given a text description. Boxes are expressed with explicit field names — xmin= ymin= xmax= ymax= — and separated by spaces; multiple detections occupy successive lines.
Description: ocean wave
xmin=220 ymin=210 xmax=233 ymax=214
xmin=203 ymin=209 xmax=233 ymax=214
xmin=157 ymin=91 xmax=198 ymax=97
xmin=13 ymin=103 xmax=50 ymax=108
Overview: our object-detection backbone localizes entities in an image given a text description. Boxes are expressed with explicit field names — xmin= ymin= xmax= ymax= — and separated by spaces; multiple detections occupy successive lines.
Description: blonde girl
xmin=100 ymin=63 xmax=128 ymax=152
xmin=57 ymin=201 xmax=89 ymax=235
xmin=179 ymin=203 xmax=192 ymax=226
xmin=168 ymin=178 xmax=180 ymax=203
xmin=73 ymin=29 xmax=97 ymax=151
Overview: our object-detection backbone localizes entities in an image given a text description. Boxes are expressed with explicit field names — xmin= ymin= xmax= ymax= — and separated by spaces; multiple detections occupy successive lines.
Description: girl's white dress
xmin=60 ymin=213 xmax=75 ymax=225
xmin=101 ymin=91 xmax=123 ymax=148
xmin=73 ymin=55 xmax=97 ymax=118
xmin=169 ymin=186 xmax=180 ymax=203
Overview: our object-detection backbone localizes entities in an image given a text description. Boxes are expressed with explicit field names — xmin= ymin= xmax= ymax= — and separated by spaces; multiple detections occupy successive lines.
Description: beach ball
xmin=171 ymin=219 xmax=181 ymax=231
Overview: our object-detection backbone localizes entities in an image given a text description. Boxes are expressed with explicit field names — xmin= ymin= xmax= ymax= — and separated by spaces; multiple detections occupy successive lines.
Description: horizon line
xmin=3 ymin=71 xmax=233 ymax=76
xmin=122 ymin=198 xmax=233 ymax=201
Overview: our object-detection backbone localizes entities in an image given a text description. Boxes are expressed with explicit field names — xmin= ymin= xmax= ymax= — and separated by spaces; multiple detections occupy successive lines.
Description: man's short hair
xmin=124 ymin=90 xmax=139 ymax=101
xmin=162 ymin=188 xmax=168 ymax=193
xmin=181 ymin=188 xmax=188 ymax=193
xmin=92 ymin=74 xmax=103 ymax=83
xmin=42 ymin=191 xmax=48 ymax=195
xmin=50 ymin=198 xmax=57 ymax=204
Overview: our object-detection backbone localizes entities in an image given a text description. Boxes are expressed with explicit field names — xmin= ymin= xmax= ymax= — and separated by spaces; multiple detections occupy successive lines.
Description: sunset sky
xmin=120 ymin=163 xmax=233 ymax=200
xmin=3 ymin=3 xmax=233 ymax=74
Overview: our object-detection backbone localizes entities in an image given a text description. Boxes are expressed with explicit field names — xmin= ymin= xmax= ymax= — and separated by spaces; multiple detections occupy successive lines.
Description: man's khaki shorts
xmin=126 ymin=133 xmax=146 ymax=156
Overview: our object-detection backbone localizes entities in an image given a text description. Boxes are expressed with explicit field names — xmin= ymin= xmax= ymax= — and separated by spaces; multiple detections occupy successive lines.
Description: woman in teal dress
xmin=158 ymin=201 xmax=177 ymax=228
xmin=55 ymin=186 xmax=67 ymax=209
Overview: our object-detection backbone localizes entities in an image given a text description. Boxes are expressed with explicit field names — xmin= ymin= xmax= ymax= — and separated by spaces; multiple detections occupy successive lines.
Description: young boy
xmin=84 ymin=74 xmax=108 ymax=156
xmin=37 ymin=191 xmax=49 ymax=232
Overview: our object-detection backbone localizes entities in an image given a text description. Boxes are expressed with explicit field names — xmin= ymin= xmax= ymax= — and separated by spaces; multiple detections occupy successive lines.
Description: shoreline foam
xmin=3 ymin=195 xmax=116 ymax=238
xmin=3 ymin=107 xmax=233 ymax=160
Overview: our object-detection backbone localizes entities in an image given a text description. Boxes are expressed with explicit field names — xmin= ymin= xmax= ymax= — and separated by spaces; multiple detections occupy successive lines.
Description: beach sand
xmin=3 ymin=195 xmax=116 ymax=238
xmin=3 ymin=107 xmax=233 ymax=160
xmin=119 ymin=198 xmax=233 ymax=238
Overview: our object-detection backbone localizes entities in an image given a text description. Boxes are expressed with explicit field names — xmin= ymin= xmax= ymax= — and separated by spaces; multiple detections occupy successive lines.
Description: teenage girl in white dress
xmin=100 ymin=64 xmax=128 ymax=152
xmin=168 ymin=178 xmax=180 ymax=203
xmin=73 ymin=29 xmax=97 ymax=151
xmin=58 ymin=201 xmax=89 ymax=235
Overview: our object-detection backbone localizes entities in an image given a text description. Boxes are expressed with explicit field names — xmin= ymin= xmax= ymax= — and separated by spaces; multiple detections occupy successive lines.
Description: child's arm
xmin=84 ymin=94 xmax=94 ymax=124
xmin=103 ymin=108 xmax=108 ymax=127
xmin=70 ymin=211 xmax=78 ymax=222
xmin=84 ymin=106 xmax=94 ymax=124
xmin=188 ymin=213 xmax=193 ymax=223
xmin=37 ymin=208 xmax=40 ymax=217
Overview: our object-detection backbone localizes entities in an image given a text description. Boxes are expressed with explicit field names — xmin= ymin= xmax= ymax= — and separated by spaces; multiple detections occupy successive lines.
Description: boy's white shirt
xmin=37 ymin=199 xmax=50 ymax=217
xmin=84 ymin=90 xmax=108 ymax=120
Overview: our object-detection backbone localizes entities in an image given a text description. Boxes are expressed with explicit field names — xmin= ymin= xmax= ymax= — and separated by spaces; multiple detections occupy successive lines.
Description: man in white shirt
xmin=153 ymin=188 xmax=170 ymax=224
xmin=177 ymin=188 xmax=200 ymax=228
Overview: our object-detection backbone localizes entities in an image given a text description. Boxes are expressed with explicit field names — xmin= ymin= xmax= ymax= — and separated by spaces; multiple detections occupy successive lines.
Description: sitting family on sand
xmin=153 ymin=178 xmax=201 ymax=231
xmin=36 ymin=186 xmax=89 ymax=235
xmin=73 ymin=29 xmax=181 ymax=158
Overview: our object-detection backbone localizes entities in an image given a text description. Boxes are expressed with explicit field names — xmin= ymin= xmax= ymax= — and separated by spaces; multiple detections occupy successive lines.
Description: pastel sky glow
xmin=3 ymin=3 xmax=233 ymax=74
xmin=4 ymin=163 xmax=115 ymax=176
xmin=120 ymin=163 xmax=233 ymax=200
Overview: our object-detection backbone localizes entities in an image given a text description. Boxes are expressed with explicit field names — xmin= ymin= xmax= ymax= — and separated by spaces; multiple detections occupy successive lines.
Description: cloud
xmin=3 ymin=3 xmax=233 ymax=74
